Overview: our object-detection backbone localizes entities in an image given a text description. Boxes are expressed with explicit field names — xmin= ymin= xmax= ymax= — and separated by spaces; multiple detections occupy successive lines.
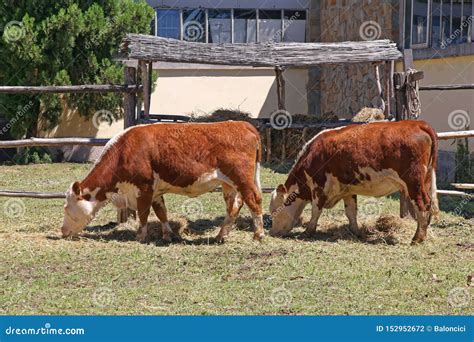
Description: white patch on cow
xmin=152 ymin=169 xmax=233 ymax=198
xmin=82 ymin=187 xmax=100 ymax=201
xmin=352 ymin=167 xmax=405 ymax=197
xmin=255 ymin=162 xmax=262 ymax=193
xmin=107 ymin=182 xmax=141 ymax=211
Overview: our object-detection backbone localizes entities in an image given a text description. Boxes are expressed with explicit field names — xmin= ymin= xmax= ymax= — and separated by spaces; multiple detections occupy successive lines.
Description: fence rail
xmin=0 ymin=85 xmax=142 ymax=94
xmin=419 ymin=84 xmax=474 ymax=91
xmin=0 ymin=129 xmax=472 ymax=200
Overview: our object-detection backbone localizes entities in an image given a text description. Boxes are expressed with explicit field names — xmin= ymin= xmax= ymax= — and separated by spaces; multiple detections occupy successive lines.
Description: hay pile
xmin=362 ymin=214 xmax=406 ymax=245
xmin=352 ymin=107 xmax=385 ymax=122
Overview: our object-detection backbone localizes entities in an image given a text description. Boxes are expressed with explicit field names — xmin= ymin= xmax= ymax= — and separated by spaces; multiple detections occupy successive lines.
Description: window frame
xmin=154 ymin=7 xmax=309 ymax=43
xmin=405 ymin=0 xmax=474 ymax=50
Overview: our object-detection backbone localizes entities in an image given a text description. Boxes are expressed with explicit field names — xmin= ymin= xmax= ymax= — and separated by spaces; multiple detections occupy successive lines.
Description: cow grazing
xmin=269 ymin=120 xmax=439 ymax=244
xmin=61 ymin=121 xmax=264 ymax=242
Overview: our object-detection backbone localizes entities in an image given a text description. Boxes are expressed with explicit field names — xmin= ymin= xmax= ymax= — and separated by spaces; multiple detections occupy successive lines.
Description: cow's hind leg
xmin=152 ymin=196 xmax=178 ymax=243
xmin=406 ymin=180 xmax=431 ymax=244
xmin=216 ymin=184 xmax=244 ymax=243
xmin=240 ymin=185 xmax=264 ymax=241
xmin=344 ymin=195 xmax=362 ymax=237
xmin=136 ymin=191 xmax=153 ymax=243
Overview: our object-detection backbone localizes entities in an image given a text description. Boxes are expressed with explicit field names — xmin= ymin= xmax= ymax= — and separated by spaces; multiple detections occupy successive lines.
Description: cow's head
xmin=61 ymin=182 xmax=95 ymax=237
xmin=269 ymin=184 xmax=306 ymax=237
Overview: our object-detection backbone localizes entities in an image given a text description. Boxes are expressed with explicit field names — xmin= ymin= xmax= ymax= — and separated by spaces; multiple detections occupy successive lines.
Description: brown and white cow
xmin=269 ymin=120 xmax=439 ymax=244
xmin=61 ymin=121 xmax=264 ymax=242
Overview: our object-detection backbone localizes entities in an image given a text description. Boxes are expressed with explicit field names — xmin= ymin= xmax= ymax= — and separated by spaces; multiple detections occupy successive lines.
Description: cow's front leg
xmin=152 ymin=196 xmax=178 ymax=243
xmin=136 ymin=192 xmax=153 ymax=243
xmin=343 ymin=195 xmax=361 ymax=237
xmin=216 ymin=184 xmax=244 ymax=243
xmin=302 ymin=201 xmax=323 ymax=237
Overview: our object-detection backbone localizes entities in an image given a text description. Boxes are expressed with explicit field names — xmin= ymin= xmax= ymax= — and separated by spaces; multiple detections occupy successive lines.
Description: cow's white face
xmin=61 ymin=182 xmax=95 ymax=237
xmin=269 ymin=184 xmax=305 ymax=236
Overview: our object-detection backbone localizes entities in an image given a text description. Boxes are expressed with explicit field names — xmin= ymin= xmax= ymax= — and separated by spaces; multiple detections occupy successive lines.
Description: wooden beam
xmin=452 ymin=183 xmax=474 ymax=190
xmin=0 ymin=84 xmax=142 ymax=94
xmin=123 ymin=67 xmax=137 ymax=129
xmin=0 ymin=190 xmax=65 ymax=199
xmin=437 ymin=130 xmax=474 ymax=140
xmin=420 ymin=84 xmax=474 ymax=91
xmin=437 ymin=190 xmax=473 ymax=198
xmin=122 ymin=34 xmax=402 ymax=67
xmin=0 ymin=137 xmax=109 ymax=148
xmin=374 ymin=63 xmax=385 ymax=112
xmin=147 ymin=61 xmax=153 ymax=116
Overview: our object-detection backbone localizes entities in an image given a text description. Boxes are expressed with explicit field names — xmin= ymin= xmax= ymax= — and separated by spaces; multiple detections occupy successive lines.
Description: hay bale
xmin=375 ymin=214 xmax=402 ymax=233
xmin=352 ymin=107 xmax=385 ymax=122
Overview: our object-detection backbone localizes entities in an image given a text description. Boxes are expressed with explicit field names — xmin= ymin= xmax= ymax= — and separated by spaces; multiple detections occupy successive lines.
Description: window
xmin=234 ymin=9 xmax=257 ymax=43
xmin=283 ymin=10 xmax=307 ymax=42
xmin=183 ymin=9 xmax=206 ymax=42
xmin=208 ymin=9 xmax=232 ymax=43
xmin=407 ymin=0 xmax=474 ymax=48
xmin=259 ymin=10 xmax=283 ymax=42
xmin=412 ymin=0 xmax=430 ymax=46
xmin=155 ymin=8 xmax=307 ymax=43
xmin=156 ymin=9 xmax=180 ymax=39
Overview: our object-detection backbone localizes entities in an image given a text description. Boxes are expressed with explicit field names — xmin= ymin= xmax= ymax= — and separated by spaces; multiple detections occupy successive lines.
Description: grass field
xmin=0 ymin=163 xmax=472 ymax=315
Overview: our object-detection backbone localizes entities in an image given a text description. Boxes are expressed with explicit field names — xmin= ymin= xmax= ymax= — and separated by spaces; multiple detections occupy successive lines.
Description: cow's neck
xmin=81 ymin=161 xmax=118 ymax=202
xmin=285 ymin=164 xmax=312 ymax=202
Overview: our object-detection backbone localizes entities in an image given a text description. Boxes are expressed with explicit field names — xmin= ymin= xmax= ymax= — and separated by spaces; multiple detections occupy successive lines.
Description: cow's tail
xmin=255 ymin=136 xmax=262 ymax=194
xmin=421 ymin=123 xmax=440 ymax=220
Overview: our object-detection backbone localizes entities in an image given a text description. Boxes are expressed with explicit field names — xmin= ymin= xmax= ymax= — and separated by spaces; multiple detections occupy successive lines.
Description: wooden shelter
xmin=120 ymin=34 xmax=403 ymax=124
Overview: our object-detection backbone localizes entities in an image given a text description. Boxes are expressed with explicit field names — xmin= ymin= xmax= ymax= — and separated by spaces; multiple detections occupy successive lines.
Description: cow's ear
xmin=276 ymin=184 xmax=287 ymax=194
xmin=71 ymin=181 xmax=81 ymax=196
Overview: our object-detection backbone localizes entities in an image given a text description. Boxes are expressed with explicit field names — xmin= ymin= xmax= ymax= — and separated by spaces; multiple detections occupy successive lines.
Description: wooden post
xmin=275 ymin=66 xmax=287 ymax=162
xmin=394 ymin=72 xmax=405 ymax=121
xmin=140 ymin=60 xmax=151 ymax=119
xmin=275 ymin=66 xmax=286 ymax=110
xmin=120 ymin=66 xmax=137 ymax=222
xmin=123 ymin=67 xmax=137 ymax=129
xmin=384 ymin=61 xmax=391 ymax=117
xmin=374 ymin=63 xmax=385 ymax=113
xmin=266 ymin=128 xmax=272 ymax=163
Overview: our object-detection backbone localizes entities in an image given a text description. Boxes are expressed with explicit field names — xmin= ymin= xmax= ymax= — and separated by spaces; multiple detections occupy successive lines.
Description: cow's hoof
xmin=162 ymin=235 xmax=172 ymax=244
xmin=216 ymin=235 xmax=227 ymax=244
xmin=253 ymin=232 xmax=264 ymax=242
xmin=136 ymin=234 xmax=148 ymax=243
xmin=300 ymin=230 xmax=316 ymax=239
xmin=411 ymin=238 xmax=425 ymax=245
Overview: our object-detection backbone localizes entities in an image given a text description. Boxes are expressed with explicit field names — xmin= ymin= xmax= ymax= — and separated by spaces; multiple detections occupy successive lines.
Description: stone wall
xmin=307 ymin=0 xmax=400 ymax=118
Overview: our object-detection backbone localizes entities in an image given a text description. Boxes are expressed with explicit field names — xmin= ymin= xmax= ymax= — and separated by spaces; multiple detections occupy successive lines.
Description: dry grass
xmin=0 ymin=163 xmax=472 ymax=315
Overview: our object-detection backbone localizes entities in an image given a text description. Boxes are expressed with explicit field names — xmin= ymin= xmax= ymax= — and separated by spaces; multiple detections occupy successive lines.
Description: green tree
xmin=0 ymin=0 xmax=154 ymax=138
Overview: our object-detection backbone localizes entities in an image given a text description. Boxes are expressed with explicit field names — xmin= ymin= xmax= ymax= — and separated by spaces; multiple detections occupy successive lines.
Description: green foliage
xmin=13 ymin=147 xmax=53 ymax=164
xmin=455 ymin=137 xmax=473 ymax=183
xmin=0 ymin=0 xmax=154 ymax=138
